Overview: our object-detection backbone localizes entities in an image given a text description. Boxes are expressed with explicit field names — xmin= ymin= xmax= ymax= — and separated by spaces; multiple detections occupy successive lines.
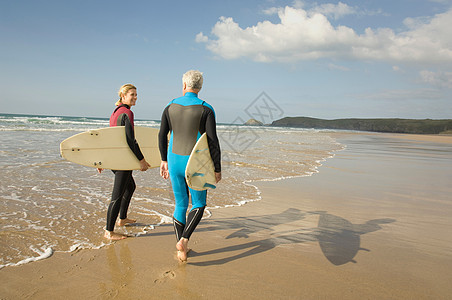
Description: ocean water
xmin=0 ymin=113 xmax=343 ymax=268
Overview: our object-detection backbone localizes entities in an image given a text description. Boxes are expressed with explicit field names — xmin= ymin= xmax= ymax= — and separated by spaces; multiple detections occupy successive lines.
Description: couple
xmin=100 ymin=70 xmax=221 ymax=262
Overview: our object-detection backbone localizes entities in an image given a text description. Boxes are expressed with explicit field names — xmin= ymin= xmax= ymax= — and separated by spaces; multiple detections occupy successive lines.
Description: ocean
xmin=0 ymin=113 xmax=343 ymax=268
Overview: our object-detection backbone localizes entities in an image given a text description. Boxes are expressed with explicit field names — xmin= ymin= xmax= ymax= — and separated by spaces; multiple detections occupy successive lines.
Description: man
xmin=159 ymin=70 xmax=221 ymax=261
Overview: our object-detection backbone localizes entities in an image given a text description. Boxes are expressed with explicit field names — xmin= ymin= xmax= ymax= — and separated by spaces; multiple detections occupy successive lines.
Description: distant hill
xmin=244 ymin=118 xmax=264 ymax=126
xmin=271 ymin=117 xmax=452 ymax=134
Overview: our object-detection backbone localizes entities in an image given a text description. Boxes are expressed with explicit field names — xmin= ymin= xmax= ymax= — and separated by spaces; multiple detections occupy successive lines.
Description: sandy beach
xmin=1 ymin=132 xmax=451 ymax=299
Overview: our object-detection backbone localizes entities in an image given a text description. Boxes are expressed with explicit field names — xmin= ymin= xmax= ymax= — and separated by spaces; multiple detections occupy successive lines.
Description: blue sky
xmin=1 ymin=0 xmax=452 ymax=123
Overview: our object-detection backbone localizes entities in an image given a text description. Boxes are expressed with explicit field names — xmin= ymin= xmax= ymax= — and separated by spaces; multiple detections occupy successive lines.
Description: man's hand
xmin=160 ymin=161 xmax=169 ymax=179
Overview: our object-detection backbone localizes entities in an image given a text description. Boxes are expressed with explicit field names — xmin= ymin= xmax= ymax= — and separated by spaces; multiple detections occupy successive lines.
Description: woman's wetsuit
xmin=106 ymin=104 xmax=144 ymax=232
xmin=159 ymin=92 xmax=221 ymax=241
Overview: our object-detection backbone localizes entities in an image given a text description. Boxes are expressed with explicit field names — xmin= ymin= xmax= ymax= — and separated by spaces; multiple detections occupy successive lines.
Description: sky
xmin=1 ymin=0 xmax=452 ymax=123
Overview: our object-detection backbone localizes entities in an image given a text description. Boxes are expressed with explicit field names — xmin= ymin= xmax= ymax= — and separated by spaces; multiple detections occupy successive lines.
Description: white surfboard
xmin=185 ymin=133 xmax=217 ymax=191
xmin=60 ymin=126 xmax=160 ymax=170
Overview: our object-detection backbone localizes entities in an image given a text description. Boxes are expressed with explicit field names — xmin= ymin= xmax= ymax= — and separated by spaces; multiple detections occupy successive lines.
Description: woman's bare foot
xmin=104 ymin=230 xmax=127 ymax=240
xmin=176 ymin=238 xmax=189 ymax=262
xmin=117 ymin=218 xmax=136 ymax=226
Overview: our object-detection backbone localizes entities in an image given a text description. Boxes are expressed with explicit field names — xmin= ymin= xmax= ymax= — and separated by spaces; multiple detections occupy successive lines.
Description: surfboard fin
xmin=192 ymin=172 xmax=205 ymax=177
xmin=203 ymin=183 xmax=216 ymax=189
xmin=195 ymin=148 xmax=209 ymax=153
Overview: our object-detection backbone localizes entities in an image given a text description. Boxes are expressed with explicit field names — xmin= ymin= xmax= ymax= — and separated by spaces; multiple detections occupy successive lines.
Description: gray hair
xmin=182 ymin=70 xmax=203 ymax=90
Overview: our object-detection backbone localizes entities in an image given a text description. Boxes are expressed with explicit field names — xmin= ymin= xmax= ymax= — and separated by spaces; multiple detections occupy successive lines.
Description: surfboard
xmin=60 ymin=126 xmax=161 ymax=170
xmin=185 ymin=133 xmax=217 ymax=191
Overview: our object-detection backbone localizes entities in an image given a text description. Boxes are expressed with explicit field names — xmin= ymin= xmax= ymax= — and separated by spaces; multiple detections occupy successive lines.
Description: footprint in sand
xmin=64 ymin=264 xmax=82 ymax=273
xmin=154 ymin=270 xmax=176 ymax=283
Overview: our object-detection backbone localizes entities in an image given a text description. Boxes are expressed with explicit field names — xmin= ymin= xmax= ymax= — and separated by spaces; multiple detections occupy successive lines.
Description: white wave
xmin=0 ymin=115 xmax=346 ymax=269
xmin=0 ymin=127 xmax=93 ymax=132
xmin=0 ymin=247 xmax=54 ymax=270
xmin=68 ymin=242 xmax=107 ymax=252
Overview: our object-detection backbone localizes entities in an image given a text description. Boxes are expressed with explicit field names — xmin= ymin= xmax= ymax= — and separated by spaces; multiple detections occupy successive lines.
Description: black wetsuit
xmin=106 ymin=104 xmax=143 ymax=232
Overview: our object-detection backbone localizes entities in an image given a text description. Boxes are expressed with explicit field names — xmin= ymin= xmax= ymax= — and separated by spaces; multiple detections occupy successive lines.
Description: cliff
xmin=271 ymin=117 xmax=452 ymax=134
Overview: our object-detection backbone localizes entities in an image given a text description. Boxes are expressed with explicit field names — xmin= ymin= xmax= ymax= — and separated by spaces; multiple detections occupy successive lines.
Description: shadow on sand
xmin=184 ymin=208 xmax=395 ymax=266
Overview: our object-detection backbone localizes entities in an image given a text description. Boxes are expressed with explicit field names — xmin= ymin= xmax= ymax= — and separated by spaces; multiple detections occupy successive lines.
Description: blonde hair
xmin=115 ymin=84 xmax=137 ymax=106
xmin=182 ymin=70 xmax=203 ymax=90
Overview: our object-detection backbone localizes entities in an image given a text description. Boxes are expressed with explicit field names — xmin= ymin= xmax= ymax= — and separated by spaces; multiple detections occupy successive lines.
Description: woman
xmin=99 ymin=84 xmax=150 ymax=240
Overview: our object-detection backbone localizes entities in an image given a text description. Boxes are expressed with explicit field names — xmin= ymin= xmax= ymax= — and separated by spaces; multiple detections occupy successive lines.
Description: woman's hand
xmin=215 ymin=172 xmax=222 ymax=183
xmin=139 ymin=159 xmax=151 ymax=171
xmin=160 ymin=161 xmax=169 ymax=179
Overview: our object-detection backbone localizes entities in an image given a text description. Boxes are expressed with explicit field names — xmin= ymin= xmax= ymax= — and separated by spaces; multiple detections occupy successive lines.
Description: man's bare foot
xmin=117 ymin=218 xmax=136 ymax=226
xmin=176 ymin=238 xmax=189 ymax=262
xmin=104 ymin=230 xmax=127 ymax=240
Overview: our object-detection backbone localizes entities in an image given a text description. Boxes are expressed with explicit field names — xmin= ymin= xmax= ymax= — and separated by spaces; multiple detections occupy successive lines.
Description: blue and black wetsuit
xmin=159 ymin=92 xmax=221 ymax=241
xmin=106 ymin=104 xmax=143 ymax=231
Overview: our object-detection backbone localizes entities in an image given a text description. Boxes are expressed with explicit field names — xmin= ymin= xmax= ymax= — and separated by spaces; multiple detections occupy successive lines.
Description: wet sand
xmin=1 ymin=132 xmax=451 ymax=299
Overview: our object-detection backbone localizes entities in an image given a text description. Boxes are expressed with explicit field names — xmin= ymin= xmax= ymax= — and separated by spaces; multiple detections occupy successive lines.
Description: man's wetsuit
xmin=159 ymin=92 xmax=221 ymax=241
xmin=107 ymin=104 xmax=144 ymax=231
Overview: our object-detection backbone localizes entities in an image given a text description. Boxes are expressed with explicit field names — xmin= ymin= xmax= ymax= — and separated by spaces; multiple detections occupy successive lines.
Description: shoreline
xmin=0 ymin=126 xmax=339 ymax=271
xmin=1 ymin=132 xmax=451 ymax=299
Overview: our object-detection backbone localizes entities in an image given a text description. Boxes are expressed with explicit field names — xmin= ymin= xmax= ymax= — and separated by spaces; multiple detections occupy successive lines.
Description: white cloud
xmin=428 ymin=0 xmax=452 ymax=4
xmin=354 ymin=88 xmax=443 ymax=101
xmin=264 ymin=2 xmax=358 ymax=19
xmin=292 ymin=0 xmax=304 ymax=10
xmin=328 ymin=63 xmax=350 ymax=71
xmin=197 ymin=5 xmax=452 ymax=64
xmin=420 ymin=70 xmax=452 ymax=88
xmin=195 ymin=32 xmax=208 ymax=43
xmin=310 ymin=2 xmax=356 ymax=20
xmin=262 ymin=7 xmax=280 ymax=15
